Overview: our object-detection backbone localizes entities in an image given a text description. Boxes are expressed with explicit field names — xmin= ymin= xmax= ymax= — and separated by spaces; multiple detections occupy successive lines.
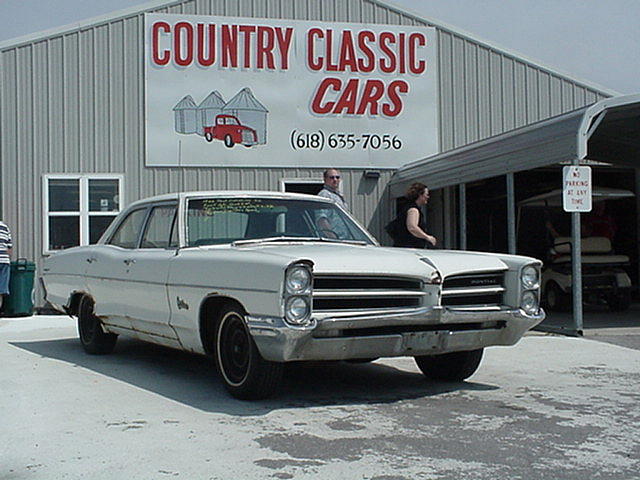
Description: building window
xmin=43 ymin=174 xmax=124 ymax=253
xmin=279 ymin=178 xmax=324 ymax=195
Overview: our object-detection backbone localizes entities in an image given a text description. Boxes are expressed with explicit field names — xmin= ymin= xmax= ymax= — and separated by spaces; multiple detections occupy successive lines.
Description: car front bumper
xmin=246 ymin=307 xmax=546 ymax=362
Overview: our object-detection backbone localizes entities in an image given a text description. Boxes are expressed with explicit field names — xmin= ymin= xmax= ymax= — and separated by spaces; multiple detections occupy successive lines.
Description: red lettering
xmin=311 ymin=77 xmax=341 ymax=114
xmin=338 ymin=30 xmax=357 ymax=72
xmin=333 ymin=78 xmax=359 ymax=114
xmin=196 ymin=23 xmax=215 ymax=66
xmin=356 ymin=31 xmax=375 ymax=73
xmin=382 ymin=80 xmax=408 ymax=117
xmin=257 ymin=26 xmax=275 ymax=69
xmin=379 ymin=32 xmax=396 ymax=73
xmin=356 ymin=79 xmax=384 ymax=115
xmin=152 ymin=21 xmax=171 ymax=65
xmin=398 ymin=33 xmax=406 ymax=74
xmin=275 ymin=27 xmax=293 ymax=70
xmin=307 ymin=28 xmax=323 ymax=71
xmin=174 ymin=22 xmax=194 ymax=67
xmin=239 ymin=25 xmax=256 ymax=68
xmin=325 ymin=29 xmax=338 ymax=72
xmin=221 ymin=25 xmax=238 ymax=68
xmin=408 ymin=33 xmax=426 ymax=74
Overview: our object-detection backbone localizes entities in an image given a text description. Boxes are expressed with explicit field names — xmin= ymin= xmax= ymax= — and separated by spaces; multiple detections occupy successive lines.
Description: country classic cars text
xmin=150 ymin=21 xmax=429 ymax=118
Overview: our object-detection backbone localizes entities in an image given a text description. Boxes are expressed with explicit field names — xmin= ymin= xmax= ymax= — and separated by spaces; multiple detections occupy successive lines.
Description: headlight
xmin=521 ymin=265 xmax=540 ymax=289
xmin=285 ymin=296 xmax=311 ymax=324
xmin=286 ymin=265 xmax=312 ymax=294
xmin=521 ymin=291 xmax=539 ymax=315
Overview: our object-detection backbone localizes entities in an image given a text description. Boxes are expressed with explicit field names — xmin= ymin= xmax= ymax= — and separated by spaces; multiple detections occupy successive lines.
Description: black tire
xmin=608 ymin=291 xmax=631 ymax=312
xmin=224 ymin=134 xmax=234 ymax=148
xmin=414 ymin=349 xmax=483 ymax=381
xmin=544 ymin=282 xmax=571 ymax=312
xmin=77 ymin=296 xmax=117 ymax=355
xmin=204 ymin=132 xmax=213 ymax=142
xmin=215 ymin=304 xmax=283 ymax=400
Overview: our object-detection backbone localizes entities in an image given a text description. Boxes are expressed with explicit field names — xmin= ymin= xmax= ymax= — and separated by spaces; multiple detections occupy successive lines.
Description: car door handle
xmin=123 ymin=259 xmax=136 ymax=265
xmin=86 ymin=257 xmax=97 ymax=263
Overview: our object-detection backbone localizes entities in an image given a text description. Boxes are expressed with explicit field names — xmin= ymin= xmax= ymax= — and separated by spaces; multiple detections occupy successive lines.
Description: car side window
xmin=140 ymin=204 xmax=178 ymax=249
xmin=107 ymin=208 xmax=148 ymax=249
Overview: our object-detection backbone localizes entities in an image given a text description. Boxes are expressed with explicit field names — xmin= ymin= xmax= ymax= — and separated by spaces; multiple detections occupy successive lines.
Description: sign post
xmin=562 ymin=165 xmax=592 ymax=335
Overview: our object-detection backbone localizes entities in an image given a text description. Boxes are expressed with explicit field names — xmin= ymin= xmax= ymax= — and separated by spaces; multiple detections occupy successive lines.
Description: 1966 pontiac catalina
xmin=42 ymin=191 xmax=545 ymax=399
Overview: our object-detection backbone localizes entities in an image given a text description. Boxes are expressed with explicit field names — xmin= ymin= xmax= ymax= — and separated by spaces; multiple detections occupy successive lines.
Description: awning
xmin=390 ymin=94 xmax=640 ymax=196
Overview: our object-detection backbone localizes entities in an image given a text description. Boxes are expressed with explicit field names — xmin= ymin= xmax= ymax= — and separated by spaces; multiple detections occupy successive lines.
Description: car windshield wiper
xmin=232 ymin=236 xmax=368 ymax=246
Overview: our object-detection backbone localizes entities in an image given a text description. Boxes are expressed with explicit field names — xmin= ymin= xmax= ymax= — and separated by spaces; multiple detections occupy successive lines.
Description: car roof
xmin=126 ymin=190 xmax=332 ymax=208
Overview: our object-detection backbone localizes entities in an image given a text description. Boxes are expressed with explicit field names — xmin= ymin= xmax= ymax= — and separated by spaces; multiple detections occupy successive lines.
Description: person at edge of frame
xmin=394 ymin=182 xmax=437 ymax=249
xmin=0 ymin=219 xmax=13 ymax=311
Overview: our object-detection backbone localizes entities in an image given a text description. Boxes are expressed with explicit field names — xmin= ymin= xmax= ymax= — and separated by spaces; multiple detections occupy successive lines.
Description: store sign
xmin=563 ymin=166 xmax=592 ymax=212
xmin=144 ymin=13 xmax=438 ymax=168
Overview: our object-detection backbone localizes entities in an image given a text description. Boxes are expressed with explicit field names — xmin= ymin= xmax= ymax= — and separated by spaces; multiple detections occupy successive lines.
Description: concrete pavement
xmin=1 ymin=315 xmax=639 ymax=479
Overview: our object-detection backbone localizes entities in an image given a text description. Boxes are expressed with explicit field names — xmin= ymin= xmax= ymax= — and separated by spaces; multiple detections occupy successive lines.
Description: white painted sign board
xmin=144 ymin=14 xmax=438 ymax=168
xmin=562 ymin=166 xmax=592 ymax=212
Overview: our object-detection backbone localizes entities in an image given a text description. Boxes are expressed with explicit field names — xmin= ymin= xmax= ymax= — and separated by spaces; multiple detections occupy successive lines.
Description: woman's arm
xmin=406 ymin=208 xmax=437 ymax=246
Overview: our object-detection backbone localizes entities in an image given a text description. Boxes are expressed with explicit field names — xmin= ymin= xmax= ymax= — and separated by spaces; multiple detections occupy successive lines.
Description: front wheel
xmin=414 ymin=349 xmax=483 ymax=381
xmin=544 ymin=282 xmax=571 ymax=312
xmin=215 ymin=304 xmax=283 ymax=400
xmin=224 ymin=134 xmax=234 ymax=148
xmin=77 ymin=296 xmax=117 ymax=354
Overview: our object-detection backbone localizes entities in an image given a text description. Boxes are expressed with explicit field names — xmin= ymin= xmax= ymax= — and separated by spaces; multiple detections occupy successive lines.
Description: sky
xmin=0 ymin=0 xmax=637 ymax=95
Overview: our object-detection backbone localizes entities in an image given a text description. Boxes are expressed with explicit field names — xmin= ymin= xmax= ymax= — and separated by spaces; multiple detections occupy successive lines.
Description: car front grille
xmin=441 ymin=271 xmax=506 ymax=309
xmin=242 ymin=131 xmax=254 ymax=143
xmin=312 ymin=275 xmax=424 ymax=312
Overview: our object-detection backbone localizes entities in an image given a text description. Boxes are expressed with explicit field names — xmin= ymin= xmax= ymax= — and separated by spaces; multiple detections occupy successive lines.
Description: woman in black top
xmin=393 ymin=182 xmax=437 ymax=248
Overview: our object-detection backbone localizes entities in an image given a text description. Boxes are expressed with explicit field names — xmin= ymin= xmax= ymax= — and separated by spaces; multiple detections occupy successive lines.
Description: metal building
xmin=0 ymin=0 xmax=619 ymax=307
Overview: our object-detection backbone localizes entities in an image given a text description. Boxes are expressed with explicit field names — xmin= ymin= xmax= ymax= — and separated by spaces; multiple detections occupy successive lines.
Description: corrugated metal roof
xmin=390 ymin=93 xmax=640 ymax=196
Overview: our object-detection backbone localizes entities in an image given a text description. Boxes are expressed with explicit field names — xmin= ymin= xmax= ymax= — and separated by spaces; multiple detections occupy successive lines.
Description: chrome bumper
xmin=246 ymin=306 xmax=545 ymax=362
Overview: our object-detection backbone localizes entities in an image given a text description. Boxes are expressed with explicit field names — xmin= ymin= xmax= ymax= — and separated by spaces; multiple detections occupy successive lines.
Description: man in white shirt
xmin=317 ymin=168 xmax=348 ymax=211
xmin=316 ymin=168 xmax=349 ymax=238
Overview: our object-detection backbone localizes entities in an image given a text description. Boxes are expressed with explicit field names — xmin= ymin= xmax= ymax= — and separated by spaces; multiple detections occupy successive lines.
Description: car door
xmin=118 ymin=202 xmax=179 ymax=343
xmin=86 ymin=206 xmax=149 ymax=330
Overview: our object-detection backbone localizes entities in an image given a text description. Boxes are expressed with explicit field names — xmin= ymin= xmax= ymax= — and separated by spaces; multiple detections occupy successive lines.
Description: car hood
xmin=233 ymin=243 xmax=509 ymax=278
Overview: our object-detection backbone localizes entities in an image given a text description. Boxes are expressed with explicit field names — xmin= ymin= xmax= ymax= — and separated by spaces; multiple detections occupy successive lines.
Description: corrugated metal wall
xmin=0 ymin=0 xmax=611 ymax=305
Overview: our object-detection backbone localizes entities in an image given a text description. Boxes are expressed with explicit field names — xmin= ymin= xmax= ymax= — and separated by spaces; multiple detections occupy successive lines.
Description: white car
xmin=42 ymin=191 xmax=545 ymax=400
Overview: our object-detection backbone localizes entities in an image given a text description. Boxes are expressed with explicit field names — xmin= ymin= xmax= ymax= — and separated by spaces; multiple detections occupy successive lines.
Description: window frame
xmin=139 ymin=202 xmax=179 ymax=250
xmin=43 ymin=173 xmax=124 ymax=254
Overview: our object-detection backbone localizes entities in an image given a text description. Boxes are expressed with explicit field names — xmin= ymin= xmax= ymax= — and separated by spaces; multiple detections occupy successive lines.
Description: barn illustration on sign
xmin=173 ymin=87 xmax=268 ymax=148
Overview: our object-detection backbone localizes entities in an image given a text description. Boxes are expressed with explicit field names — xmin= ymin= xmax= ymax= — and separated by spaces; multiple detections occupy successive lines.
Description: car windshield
xmin=186 ymin=197 xmax=375 ymax=246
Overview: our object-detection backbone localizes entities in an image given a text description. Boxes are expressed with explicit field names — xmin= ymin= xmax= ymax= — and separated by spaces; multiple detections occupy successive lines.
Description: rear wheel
xmin=215 ymin=304 xmax=283 ymax=400
xmin=608 ymin=290 xmax=631 ymax=312
xmin=77 ymin=296 xmax=117 ymax=354
xmin=204 ymin=132 xmax=213 ymax=142
xmin=414 ymin=349 xmax=483 ymax=381
xmin=224 ymin=134 xmax=234 ymax=148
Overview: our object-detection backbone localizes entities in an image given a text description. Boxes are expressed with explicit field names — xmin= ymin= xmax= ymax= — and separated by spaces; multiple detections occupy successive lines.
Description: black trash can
xmin=3 ymin=259 xmax=35 ymax=317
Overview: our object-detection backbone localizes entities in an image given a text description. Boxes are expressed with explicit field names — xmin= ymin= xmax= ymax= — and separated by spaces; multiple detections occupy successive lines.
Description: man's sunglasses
xmin=328 ymin=175 xmax=341 ymax=179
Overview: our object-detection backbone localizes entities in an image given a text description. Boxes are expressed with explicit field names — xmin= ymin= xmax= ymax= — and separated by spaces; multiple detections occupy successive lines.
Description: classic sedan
xmin=42 ymin=191 xmax=545 ymax=400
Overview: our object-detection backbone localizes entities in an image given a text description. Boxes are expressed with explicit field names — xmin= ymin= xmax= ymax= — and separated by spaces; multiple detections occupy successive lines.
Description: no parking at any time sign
xmin=563 ymin=166 xmax=592 ymax=212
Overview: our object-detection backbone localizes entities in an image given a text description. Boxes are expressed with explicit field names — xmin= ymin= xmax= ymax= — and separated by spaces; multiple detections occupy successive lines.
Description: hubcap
xmin=79 ymin=300 xmax=97 ymax=343
xmin=219 ymin=313 xmax=250 ymax=386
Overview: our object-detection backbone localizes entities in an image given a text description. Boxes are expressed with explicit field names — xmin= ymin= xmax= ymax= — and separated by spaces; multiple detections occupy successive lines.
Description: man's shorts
xmin=0 ymin=263 xmax=10 ymax=295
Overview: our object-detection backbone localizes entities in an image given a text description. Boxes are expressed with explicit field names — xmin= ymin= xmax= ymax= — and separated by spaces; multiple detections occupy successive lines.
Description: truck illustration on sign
xmin=203 ymin=114 xmax=259 ymax=148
